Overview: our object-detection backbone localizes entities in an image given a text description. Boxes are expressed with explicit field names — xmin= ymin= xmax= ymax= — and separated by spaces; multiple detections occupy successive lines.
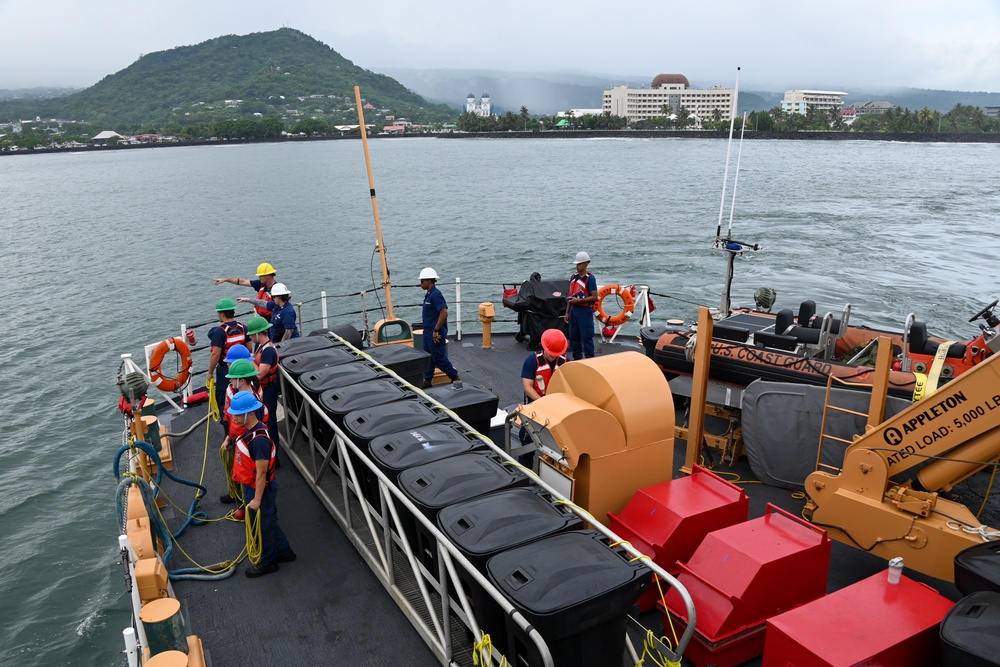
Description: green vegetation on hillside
xmin=0 ymin=28 xmax=456 ymax=131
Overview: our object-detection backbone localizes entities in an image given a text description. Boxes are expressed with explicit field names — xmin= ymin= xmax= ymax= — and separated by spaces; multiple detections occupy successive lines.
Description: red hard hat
xmin=541 ymin=329 xmax=568 ymax=357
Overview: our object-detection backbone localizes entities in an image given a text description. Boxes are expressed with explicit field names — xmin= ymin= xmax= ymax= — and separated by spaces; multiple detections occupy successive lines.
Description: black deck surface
xmin=153 ymin=329 xmax=976 ymax=667
xmin=158 ymin=403 xmax=438 ymax=667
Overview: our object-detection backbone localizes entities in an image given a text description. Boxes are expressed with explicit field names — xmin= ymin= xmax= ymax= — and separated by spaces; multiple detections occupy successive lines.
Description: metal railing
xmin=276 ymin=332 xmax=696 ymax=667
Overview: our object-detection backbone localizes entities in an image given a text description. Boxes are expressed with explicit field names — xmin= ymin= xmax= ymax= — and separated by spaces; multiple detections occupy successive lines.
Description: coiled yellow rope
xmin=245 ymin=503 xmax=263 ymax=565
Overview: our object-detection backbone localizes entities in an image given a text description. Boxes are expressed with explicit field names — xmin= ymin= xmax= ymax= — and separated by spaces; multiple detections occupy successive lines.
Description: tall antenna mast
xmin=714 ymin=66 xmax=740 ymax=246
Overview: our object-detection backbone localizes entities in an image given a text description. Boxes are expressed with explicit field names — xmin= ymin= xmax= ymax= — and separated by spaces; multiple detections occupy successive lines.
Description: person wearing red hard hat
xmin=521 ymin=328 xmax=568 ymax=402
xmin=517 ymin=328 xmax=568 ymax=465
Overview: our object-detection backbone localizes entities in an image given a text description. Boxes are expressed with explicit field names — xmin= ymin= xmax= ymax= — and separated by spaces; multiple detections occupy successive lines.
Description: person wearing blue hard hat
xmin=228 ymin=390 xmax=294 ymax=577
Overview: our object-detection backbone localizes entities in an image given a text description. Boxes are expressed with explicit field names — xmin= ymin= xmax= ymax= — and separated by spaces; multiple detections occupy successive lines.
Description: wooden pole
xmin=354 ymin=85 xmax=395 ymax=320
xmin=682 ymin=306 xmax=714 ymax=474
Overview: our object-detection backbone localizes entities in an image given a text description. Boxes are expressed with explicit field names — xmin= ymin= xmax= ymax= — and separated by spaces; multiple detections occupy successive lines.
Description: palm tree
xmin=916 ymin=106 xmax=934 ymax=133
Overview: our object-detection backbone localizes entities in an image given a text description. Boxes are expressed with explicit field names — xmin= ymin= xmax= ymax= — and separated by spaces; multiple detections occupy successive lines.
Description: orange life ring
xmin=595 ymin=284 xmax=635 ymax=326
xmin=148 ymin=337 xmax=192 ymax=392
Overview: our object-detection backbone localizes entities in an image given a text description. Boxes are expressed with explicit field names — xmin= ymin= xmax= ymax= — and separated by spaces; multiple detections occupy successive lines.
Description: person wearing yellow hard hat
xmin=214 ymin=262 xmax=278 ymax=322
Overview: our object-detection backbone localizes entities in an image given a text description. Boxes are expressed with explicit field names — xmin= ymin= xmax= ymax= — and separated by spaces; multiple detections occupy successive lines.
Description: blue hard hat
xmin=227 ymin=390 xmax=262 ymax=415
xmin=224 ymin=343 xmax=251 ymax=363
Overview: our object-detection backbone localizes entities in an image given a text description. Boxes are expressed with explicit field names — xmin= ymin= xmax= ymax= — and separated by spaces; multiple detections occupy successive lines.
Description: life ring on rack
xmin=595 ymin=284 xmax=635 ymax=326
xmin=148 ymin=337 xmax=192 ymax=392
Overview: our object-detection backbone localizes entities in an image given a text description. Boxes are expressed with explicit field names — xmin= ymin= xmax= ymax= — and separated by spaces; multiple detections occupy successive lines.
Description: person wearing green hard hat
xmin=214 ymin=262 xmax=278 ymax=322
xmin=227 ymin=389 xmax=294 ymax=577
xmin=219 ymin=357 xmax=271 ymax=504
xmin=207 ymin=297 xmax=249 ymax=421
xmin=247 ymin=315 xmax=281 ymax=458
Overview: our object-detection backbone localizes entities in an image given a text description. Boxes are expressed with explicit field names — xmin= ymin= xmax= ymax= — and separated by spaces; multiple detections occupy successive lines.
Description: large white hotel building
xmin=602 ymin=74 xmax=735 ymax=124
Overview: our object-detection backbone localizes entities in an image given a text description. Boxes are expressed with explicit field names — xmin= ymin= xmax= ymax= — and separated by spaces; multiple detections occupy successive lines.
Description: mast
xmin=714 ymin=69 xmax=761 ymax=317
xmin=354 ymin=85 xmax=395 ymax=320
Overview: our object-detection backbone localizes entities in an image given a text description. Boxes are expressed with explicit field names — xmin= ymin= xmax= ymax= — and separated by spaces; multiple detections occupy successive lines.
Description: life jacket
xmin=255 ymin=286 xmax=273 ymax=319
xmin=531 ymin=352 xmax=566 ymax=398
xmin=225 ymin=383 xmax=269 ymax=439
xmin=232 ymin=422 xmax=275 ymax=487
xmin=254 ymin=341 xmax=280 ymax=388
xmin=220 ymin=320 xmax=249 ymax=357
xmin=569 ymin=272 xmax=593 ymax=307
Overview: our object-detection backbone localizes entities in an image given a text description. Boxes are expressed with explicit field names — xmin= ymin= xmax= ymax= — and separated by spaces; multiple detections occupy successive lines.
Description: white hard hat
xmin=419 ymin=267 xmax=439 ymax=281
xmin=270 ymin=282 xmax=290 ymax=297
xmin=574 ymin=251 xmax=591 ymax=264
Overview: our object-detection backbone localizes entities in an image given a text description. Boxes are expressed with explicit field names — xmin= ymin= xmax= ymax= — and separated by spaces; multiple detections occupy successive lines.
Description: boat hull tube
xmin=641 ymin=304 xmax=1000 ymax=400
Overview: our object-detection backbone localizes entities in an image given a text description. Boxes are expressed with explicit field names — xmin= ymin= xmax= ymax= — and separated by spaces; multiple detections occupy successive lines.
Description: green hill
xmin=0 ymin=28 xmax=456 ymax=130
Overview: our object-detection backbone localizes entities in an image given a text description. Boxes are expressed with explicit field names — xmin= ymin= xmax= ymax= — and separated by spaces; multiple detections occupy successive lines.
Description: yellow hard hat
xmin=256 ymin=262 xmax=277 ymax=276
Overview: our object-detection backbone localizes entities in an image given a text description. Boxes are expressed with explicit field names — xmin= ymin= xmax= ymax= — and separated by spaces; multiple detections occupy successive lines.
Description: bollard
xmin=479 ymin=302 xmax=496 ymax=349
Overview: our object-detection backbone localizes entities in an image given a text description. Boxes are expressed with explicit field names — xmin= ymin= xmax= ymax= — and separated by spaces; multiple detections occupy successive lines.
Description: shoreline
xmin=3 ymin=129 xmax=999 ymax=157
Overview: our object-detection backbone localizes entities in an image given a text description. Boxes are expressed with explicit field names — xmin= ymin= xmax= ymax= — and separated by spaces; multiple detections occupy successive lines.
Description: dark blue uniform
xmin=568 ymin=272 xmax=597 ymax=360
xmin=269 ymin=301 xmax=299 ymax=341
xmin=422 ymin=285 xmax=458 ymax=383
xmin=240 ymin=424 xmax=290 ymax=565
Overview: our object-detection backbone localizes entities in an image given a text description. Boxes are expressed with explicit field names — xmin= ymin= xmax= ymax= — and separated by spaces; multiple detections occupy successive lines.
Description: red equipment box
xmin=763 ymin=571 xmax=953 ymax=667
xmin=661 ymin=504 xmax=831 ymax=667
xmin=608 ymin=465 xmax=749 ymax=611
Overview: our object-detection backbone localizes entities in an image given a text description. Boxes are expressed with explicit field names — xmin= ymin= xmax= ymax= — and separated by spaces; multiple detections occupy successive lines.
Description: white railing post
xmin=179 ymin=325 xmax=192 ymax=404
xmin=118 ymin=534 xmax=149 ymax=652
xmin=455 ymin=277 xmax=462 ymax=340
xmin=123 ymin=627 xmax=139 ymax=667
xmin=321 ymin=291 xmax=329 ymax=329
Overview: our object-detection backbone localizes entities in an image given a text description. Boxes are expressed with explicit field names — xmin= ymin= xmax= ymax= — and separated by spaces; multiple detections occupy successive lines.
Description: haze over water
xmin=2 ymin=136 xmax=998 ymax=666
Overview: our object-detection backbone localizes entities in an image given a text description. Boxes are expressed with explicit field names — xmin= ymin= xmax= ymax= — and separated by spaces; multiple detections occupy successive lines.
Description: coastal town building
xmin=845 ymin=100 xmax=895 ymax=115
xmin=466 ymin=93 xmax=492 ymax=117
xmin=781 ymin=90 xmax=848 ymax=115
xmin=987 ymin=105 xmax=1000 ymax=118
xmin=602 ymin=74 xmax=735 ymax=123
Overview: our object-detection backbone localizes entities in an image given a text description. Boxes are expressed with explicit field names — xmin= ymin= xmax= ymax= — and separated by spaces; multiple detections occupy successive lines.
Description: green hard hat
xmin=225 ymin=358 xmax=258 ymax=379
xmin=247 ymin=315 xmax=273 ymax=335
xmin=216 ymin=297 xmax=237 ymax=312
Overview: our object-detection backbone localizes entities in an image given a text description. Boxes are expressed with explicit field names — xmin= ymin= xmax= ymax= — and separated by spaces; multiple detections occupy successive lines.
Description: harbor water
xmin=2 ymin=136 xmax=998 ymax=666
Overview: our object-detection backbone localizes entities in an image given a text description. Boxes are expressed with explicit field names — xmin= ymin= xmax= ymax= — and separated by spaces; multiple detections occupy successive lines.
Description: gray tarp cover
xmin=742 ymin=380 xmax=911 ymax=490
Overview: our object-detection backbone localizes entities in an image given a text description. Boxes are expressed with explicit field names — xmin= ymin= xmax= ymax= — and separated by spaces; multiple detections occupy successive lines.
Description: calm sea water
xmin=2 ymin=137 xmax=999 ymax=666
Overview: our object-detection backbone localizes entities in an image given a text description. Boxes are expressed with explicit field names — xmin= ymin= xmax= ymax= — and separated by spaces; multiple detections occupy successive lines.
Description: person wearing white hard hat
xmin=214 ymin=262 xmax=278 ymax=322
xmin=241 ymin=282 xmax=299 ymax=342
xmin=566 ymin=251 xmax=598 ymax=360
xmin=419 ymin=267 xmax=459 ymax=388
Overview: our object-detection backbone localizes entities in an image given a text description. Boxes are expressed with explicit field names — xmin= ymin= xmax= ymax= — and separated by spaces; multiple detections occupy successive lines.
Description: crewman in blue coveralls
xmin=228 ymin=390 xmax=295 ymax=578
xmin=419 ymin=267 xmax=460 ymax=388
xmin=565 ymin=251 xmax=598 ymax=360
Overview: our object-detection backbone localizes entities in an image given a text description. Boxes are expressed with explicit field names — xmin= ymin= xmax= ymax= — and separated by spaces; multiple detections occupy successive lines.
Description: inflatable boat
xmin=640 ymin=298 xmax=1000 ymax=400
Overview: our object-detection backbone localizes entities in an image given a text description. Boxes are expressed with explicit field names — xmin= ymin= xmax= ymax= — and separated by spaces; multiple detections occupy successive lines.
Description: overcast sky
xmin=1 ymin=0 xmax=998 ymax=92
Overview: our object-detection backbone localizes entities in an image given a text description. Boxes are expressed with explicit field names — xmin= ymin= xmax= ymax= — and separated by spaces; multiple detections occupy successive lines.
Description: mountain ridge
xmin=0 ymin=28 xmax=453 ymax=129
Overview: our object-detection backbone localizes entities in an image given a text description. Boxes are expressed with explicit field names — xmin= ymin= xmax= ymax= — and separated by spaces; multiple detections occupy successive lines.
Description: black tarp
xmin=506 ymin=274 xmax=570 ymax=350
